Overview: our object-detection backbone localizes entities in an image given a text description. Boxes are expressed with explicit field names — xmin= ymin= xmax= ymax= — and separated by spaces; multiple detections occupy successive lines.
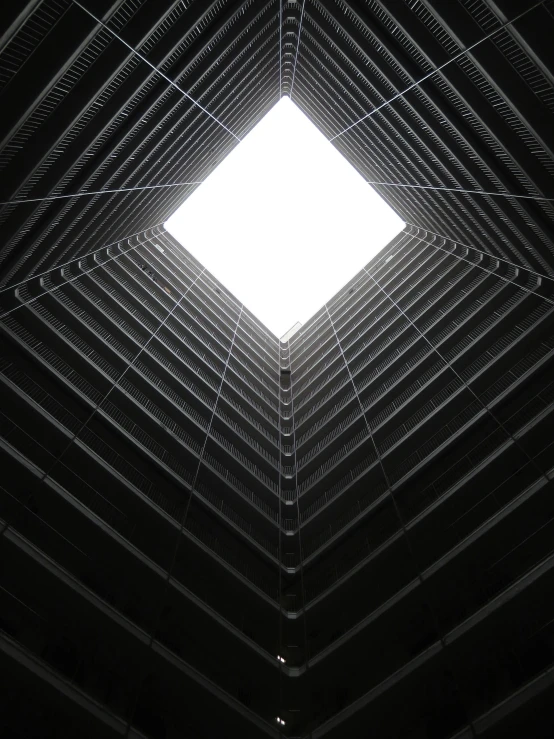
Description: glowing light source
xmin=166 ymin=97 xmax=404 ymax=338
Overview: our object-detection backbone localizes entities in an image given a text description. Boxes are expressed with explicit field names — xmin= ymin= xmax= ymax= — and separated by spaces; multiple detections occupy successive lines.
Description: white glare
xmin=166 ymin=98 xmax=404 ymax=338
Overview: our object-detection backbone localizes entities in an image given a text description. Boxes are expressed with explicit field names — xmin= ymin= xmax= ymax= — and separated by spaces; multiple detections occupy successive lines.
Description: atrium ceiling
xmin=1 ymin=0 xmax=554 ymax=310
xmin=2 ymin=3 xmax=554 ymax=738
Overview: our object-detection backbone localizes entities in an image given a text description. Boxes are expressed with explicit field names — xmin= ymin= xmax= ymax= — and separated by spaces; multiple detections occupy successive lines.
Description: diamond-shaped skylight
xmin=166 ymin=98 xmax=404 ymax=338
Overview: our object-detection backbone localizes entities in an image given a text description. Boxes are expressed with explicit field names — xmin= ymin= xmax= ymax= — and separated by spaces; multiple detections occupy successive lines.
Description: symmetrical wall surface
xmin=2 ymin=2 xmax=554 ymax=738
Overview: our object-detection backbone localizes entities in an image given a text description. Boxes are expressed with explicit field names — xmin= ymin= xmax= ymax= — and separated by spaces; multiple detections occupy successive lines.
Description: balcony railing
xmin=202 ymin=449 xmax=279 ymax=519
xmin=330 ymin=256 xmax=476 ymax=366
xmin=70 ymin=278 xmax=150 ymax=346
xmin=151 ymin=330 xmax=277 ymax=420
xmin=298 ymin=332 xmax=554 ymax=531
xmin=86 ymin=270 xmax=160 ymax=332
xmin=135 ymin=357 xmax=214 ymax=420
xmin=101 ymin=256 xmax=278 ymax=396
xmin=209 ymin=426 xmax=278 ymax=490
xmin=297 ymin=389 xmax=356 ymax=440
xmin=301 ymin=400 xmax=554 ymax=606
xmin=129 ymin=350 xmax=278 ymax=466
xmin=0 ymin=357 xmax=82 ymax=434
xmin=0 ymin=358 xmax=279 ymax=563
xmin=219 ymin=390 xmax=279 ymax=446
xmin=301 ymin=480 xmax=388 ymax=559
xmin=161 ymin=315 xmax=278 ymax=410
xmin=297 ymin=428 xmax=371 ymax=495
xmin=296 ymin=407 xmax=362 ymax=463
xmin=1 ymin=314 xmax=104 ymax=404
xmin=1 ymin=310 xmax=281 ymax=517
xmin=22 ymin=292 xmax=121 ymax=380
xmin=184 ymin=517 xmax=279 ymax=601
xmin=296 ymin=280 xmax=533 ymax=436
xmin=195 ymin=480 xmax=279 ymax=558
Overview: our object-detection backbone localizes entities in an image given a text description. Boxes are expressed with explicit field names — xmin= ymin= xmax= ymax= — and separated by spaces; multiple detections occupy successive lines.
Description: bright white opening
xmin=166 ymin=97 xmax=404 ymax=338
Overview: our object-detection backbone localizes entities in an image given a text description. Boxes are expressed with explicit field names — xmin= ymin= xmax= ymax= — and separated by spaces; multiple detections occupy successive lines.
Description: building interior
xmin=1 ymin=1 xmax=554 ymax=737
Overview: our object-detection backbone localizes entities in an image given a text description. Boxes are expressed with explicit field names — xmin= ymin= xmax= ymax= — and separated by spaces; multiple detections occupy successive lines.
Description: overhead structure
xmin=1 ymin=2 xmax=554 ymax=738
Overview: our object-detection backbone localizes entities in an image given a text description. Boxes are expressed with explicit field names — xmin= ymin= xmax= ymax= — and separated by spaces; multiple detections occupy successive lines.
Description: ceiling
xmin=1 ymin=0 xmax=554 ymax=309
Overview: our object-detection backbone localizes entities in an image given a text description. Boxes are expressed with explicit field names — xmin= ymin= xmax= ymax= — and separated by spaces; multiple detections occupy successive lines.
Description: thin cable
xmin=35 ymin=264 xmax=207 ymax=494
xmin=404 ymin=223 xmax=554 ymax=287
xmin=323 ymin=301 xmax=479 ymax=735
xmin=404 ymin=227 xmax=554 ymax=307
xmin=0 ymin=230 xmax=159 ymax=321
xmin=365 ymin=180 xmax=554 ymax=203
xmin=25 ymin=252 xmax=208 ymax=739
xmin=5 ymin=176 xmax=554 ymax=210
xmin=72 ymin=0 xmax=241 ymax=141
xmin=361 ymin=262 xmax=551 ymax=484
xmin=289 ymin=0 xmax=307 ymax=100
xmin=144 ymin=302 xmax=245 ymax=652
xmin=0 ymin=181 xmax=205 ymax=207
xmin=0 ymin=223 xmax=165 ymax=297
xmin=330 ymin=0 xmax=545 ymax=140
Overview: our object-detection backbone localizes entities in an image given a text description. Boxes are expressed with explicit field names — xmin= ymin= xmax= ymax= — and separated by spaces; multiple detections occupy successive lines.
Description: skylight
xmin=166 ymin=98 xmax=404 ymax=338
